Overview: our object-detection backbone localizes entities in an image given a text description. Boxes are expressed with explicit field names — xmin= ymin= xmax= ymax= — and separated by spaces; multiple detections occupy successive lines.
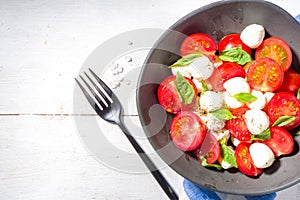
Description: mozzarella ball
xmin=220 ymin=159 xmax=233 ymax=169
xmin=199 ymin=91 xmax=223 ymax=112
xmin=171 ymin=56 xmax=214 ymax=80
xmin=244 ymin=109 xmax=270 ymax=135
xmin=171 ymin=66 xmax=192 ymax=78
xmin=250 ymin=143 xmax=275 ymax=168
xmin=240 ymin=24 xmax=265 ymax=48
xmin=248 ymin=90 xmax=267 ymax=110
xmin=210 ymin=129 xmax=230 ymax=142
xmin=223 ymin=91 xmax=244 ymax=109
xmin=231 ymin=136 xmax=241 ymax=147
xmin=192 ymin=79 xmax=212 ymax=93
xmin=264 ymin=92 xmax=275 ymax=103
xmin=190 ymin=56 xmax=214 ymax=80
xmin=200 ymin=113 xmax=225 ymax=132
xmin=223 ymin=77 xmax=250 ymax=96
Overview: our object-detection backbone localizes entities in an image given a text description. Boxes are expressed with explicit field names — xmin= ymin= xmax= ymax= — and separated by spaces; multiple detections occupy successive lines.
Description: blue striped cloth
xmin=183 ymin=14 xmax=300 ymax=200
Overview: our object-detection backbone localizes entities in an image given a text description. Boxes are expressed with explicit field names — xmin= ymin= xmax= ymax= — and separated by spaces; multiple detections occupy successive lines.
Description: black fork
xmin=75 ymin=68 xmax=178 ymax=200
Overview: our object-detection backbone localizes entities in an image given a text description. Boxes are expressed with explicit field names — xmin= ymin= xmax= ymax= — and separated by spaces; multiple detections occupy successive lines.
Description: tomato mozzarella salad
xmin=157 ymin=24 xmax=300 ymax=176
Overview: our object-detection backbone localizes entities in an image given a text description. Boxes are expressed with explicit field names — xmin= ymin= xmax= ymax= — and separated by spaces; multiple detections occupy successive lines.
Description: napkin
xmin=183 ymin=179 xmax=276 ymax=200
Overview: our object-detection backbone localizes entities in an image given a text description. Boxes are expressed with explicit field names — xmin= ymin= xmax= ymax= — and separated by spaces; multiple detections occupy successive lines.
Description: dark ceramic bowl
xmin=137 ymin=0 xmax=300 ymax=195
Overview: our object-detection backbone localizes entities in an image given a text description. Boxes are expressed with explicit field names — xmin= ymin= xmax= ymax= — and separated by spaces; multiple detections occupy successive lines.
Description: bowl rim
xmin=136 ymin=0 xmax=300 ymax=195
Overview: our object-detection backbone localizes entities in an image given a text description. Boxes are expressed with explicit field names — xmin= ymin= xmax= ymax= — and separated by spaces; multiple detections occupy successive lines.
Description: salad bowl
xmin=136 ymin=0 xmax=300 ymax=195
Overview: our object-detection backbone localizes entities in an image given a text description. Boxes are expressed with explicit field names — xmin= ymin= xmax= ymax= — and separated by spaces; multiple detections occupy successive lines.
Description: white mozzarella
xmin=192 ymin=79 xmax=212 ymax=93
xmin=248 ymin=90 xmax=266 ymax=110
xmin=171 ymin=67 xmax=192 ymax=78
xmin=240 ymin=24 xmax=265 ymax=48
xmin=231 ymin=137 xmax=241 ymax=147
xmin=210 ymin=129 xmax=230 ymax=142
xmin=190 ymin=56 xmax=214 ymax=80
xmin=244 ymin=109 xmax=270 ymax=135
xmin=223 ymin=77 xmax=250 ymax=96
xmin=250 ymin=143 xmax=275 ymax=168
xmin=171 ymin=56 xmax=214 ymax=80
xmin=199 ymin=91 xmax=223 ymax=112
xmin=223 ymin=91 xmax=244 ymax=109
xmin=220 ymin=159 xmax=233 ymax=169
xmin=264 ymin=92 xmax=275 ymax=103
xmin=200 ymin=113 xmax=225 ymax=132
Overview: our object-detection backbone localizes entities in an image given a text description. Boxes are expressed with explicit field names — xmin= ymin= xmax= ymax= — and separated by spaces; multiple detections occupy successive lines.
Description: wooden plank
xmin=0 ymin=116 xmax=182 ymax=199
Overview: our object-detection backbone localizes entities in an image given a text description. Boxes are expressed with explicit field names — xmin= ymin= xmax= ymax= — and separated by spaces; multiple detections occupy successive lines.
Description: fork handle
xmin=117 ymin=123 xmax=179 ymax=200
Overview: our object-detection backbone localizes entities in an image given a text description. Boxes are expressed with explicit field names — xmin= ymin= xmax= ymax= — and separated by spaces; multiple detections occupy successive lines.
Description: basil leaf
xmin=200 ymin=156 xmax=223 ymax=170
xmin=272 ymin=116 xmax=296 ymax=127
xmin=220 ymin=138 xmax=237 ymax=168
xmin=251 ymin=128 xmax=271 ymax=141
xmin=175 ymin=72 xmax=195 ymax=105
xmin=201 ymin=80 xmax=209 ymax=94
xmin=210 ymin=109 xmax=235 ymax=120
xmin=170 ymin=53 xmax=203 ymax=68
xmin=297 ymin=88 xmax=300 ymax=100
xmin=219 ymin=46 xmax=252 ymax=65
xmin=233 ymin=92 xmax=257 ymax=103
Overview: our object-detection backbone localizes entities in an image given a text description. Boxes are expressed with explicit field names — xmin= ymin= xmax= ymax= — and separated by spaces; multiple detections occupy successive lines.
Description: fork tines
xmin=75 ymin=68 xmax=112 ymax=111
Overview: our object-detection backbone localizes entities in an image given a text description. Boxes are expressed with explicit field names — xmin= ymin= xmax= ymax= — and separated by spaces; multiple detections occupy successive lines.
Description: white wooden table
xmin=1 ymin=0 xmax=300 ymax=199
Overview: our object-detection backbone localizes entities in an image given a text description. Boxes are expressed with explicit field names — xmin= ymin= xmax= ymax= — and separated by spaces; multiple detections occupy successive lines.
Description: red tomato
xmin=170 ymin=111 xmax=206 ymax=151
xmin=227 ymin=106 xmax=252 ymax=142
xmin=277 ymin=69 xmax=300 ymax=94
xmin=266 ymin=92 xmax=300 ymax=130
xmin=218 ymin=34 xmax=252 ymax=55
xmin=235 ymin=142 xmax=263 ymax=176
xmin=217 ymin=62 xmax=246 ymax=83
xmin=255 ymin=37 xmax=292 ymax=72
xmin=180 ymin=33 xmax=218 ymax=56
xmin=206 ymin=68 xmax=225 ymax=92
xmin=157 ymin=75 xmax=197 ymax=114
xmin=246 ymin=58 xmax=284 ymax=92
xmin=194 ymin=132 xmax=220 ymax=164
xmin=261 ymin=126 xmax=294 ymax=157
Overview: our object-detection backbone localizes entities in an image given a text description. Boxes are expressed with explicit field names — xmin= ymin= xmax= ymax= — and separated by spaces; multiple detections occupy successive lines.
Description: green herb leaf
xmin=272 ymin=116 xmax=296 ymax=127
xmin=201 ymin=80 xmax=209 ymax=94
xmin=251 ymin=128 xmax=271 ymax=141
xmin=175 ymin=72 xmax=195 ymax=105
xmin=200 ymin=156 xmax=223 ymax=170
xmin=233 ymin=92 xmax=257 ymax=103
xmin=220 ymin=138 xmax=237 ymax=168
xmin=169 ymin=53 xmax=203 ymax=68
xmin=297 ymin=88 xmax=300 ymax=100
xmin=219 ymin=46 xmax=252 ymax=65
xmin=210 ymin=109 xmax=235 ymax=120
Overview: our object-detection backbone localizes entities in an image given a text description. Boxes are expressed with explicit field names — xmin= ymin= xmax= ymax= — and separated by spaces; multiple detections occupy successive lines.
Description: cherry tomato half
xmin=170 ymin=111 xmax=206 ymax=151
xmin=235 ymin=142 xmax=263 ymax=176
xmin=218 ymin=34 xmax=252 ymax=55
xmin=261 ymin=126 xmax=294 ymax=157
xmin=226 ymin=106 xmax=252 ymax=142
xmin=157 ymin=75 xmax=197 ymax=114
xmin=266 ymin=92 xmax=300 ymax=130
xmin=194 ymin=131 xmax=220 ymax=164
xmin=246 ymin=58 xmax=284 ymax=92
xmin=180 ymin=33 xmax=218 ymax=56
xmin=255 ymin=37 xmax=292 ymax=72
xmin=217 ymin=62 xmax=246 ymax=83
xmin=277 ymin=68 xmax=300 ymax=94
xmin=206 ymin=67 xmax=225 ymax=92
